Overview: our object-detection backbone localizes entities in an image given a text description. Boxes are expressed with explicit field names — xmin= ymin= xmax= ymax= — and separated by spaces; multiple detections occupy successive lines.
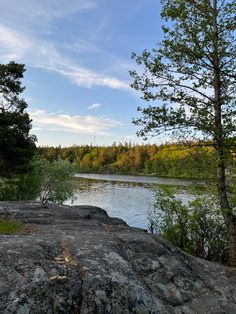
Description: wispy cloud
xmin=87 ymin=103 xmax=103 ymax=110
xmin=0 ymin=0 xmax=96 ymax=23
xmin=0 ymin=24 xmax=32 ymax=60
xmin=30 ymin=109 xmax=122 ymax=136
xmin=48 ymin=63 xmax=130 ymax=90
xmin=0 ymin=23 xmax=130 ymax=91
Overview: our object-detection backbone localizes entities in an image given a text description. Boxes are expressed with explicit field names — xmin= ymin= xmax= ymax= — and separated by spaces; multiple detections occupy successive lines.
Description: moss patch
xmin=0 ymin=220 xmax=24 ymax=234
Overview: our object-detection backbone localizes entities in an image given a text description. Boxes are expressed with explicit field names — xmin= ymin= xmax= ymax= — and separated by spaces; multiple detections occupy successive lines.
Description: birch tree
xmin=130 ymin=0 xmax=236 ymax=265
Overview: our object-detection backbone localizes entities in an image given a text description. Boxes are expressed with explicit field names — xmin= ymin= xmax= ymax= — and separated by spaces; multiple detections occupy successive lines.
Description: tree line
xmin=38 ymin=142 xmax=234 ymax=179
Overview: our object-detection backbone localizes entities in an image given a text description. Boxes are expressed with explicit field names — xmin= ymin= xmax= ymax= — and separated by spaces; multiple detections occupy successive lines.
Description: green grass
xmin=0 ymin=220 xmax=24 ymax=234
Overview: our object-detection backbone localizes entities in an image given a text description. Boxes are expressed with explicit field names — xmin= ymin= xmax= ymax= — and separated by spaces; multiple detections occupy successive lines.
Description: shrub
xmin=36 ymin=157 xmax=77 ymax=205
xmin=0 ymin=156 xmax=77 ymax=205
xmin=148 ymin=187 xmax=228 ymax=264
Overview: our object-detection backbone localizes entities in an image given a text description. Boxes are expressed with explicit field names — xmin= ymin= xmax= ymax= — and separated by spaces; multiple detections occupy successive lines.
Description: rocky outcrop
xmin=0 ymin=201 xmax=236 ymax=314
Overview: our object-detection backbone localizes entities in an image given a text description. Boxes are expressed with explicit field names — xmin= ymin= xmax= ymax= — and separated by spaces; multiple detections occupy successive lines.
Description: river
xmin=68 ymin=173 xmax=201 ymax=229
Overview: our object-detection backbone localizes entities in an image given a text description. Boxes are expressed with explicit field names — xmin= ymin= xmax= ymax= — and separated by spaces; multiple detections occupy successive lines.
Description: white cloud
xmin=0 ymin=24 xmax=130 ymax=91
xmin=87 ymin=103 xmax=103 ymax=110
xmin=30 ymin=109 xmax=122 ymax=136
xmin=0 ymin=25 xmax=32 ymax=61
xmin=47 ymin=62 xmax=130 ymax=90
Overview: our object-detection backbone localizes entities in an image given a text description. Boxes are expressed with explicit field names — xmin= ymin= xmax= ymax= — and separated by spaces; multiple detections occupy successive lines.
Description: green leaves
xmin=131 ymin=0 xmax=236 ymax=142
xmin=148 ymin=187 xmax=228 ymax=263
xmin=0 ymin=156 xmax=77 ymax=205
xmin=28 ymin=156 xmax=77 ymax=205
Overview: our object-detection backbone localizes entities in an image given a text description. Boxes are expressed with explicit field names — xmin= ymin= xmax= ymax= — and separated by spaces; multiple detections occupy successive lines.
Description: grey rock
xmin=0 ymin=201 xmax=236 ymax=313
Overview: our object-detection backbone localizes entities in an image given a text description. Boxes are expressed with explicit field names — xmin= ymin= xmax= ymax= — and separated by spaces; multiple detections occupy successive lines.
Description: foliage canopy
xmin=0 ymin=62 xmax=36 ymax=176
xmin=130 ymin=0 xmax=236 ymax=266
xmin=130 ymin=0 xmax=236 ymax=143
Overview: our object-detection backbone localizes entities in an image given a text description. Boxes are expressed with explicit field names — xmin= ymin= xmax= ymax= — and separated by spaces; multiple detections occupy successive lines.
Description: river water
xmin=69 ymin=173 xmax=201 ymax=229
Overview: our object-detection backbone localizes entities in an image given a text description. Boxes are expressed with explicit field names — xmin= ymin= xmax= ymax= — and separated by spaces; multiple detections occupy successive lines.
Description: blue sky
xmin=0 ymin=0 xmax=163 ymax=147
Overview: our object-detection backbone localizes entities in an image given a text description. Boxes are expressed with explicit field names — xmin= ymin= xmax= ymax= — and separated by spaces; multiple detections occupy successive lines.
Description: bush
xmin=148 ymin=187 xmax=228 ymax=264
xmin=36 ymin=157 xmax=77 ymax=205
xmin=0 ymin=156 xmax=77 ymax=205
xmin=0 ymin=177 xmax=20 ymax=201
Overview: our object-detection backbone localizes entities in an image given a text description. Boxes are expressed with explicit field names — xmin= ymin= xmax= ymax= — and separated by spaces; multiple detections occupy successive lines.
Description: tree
xmin=130 ymin=0 xmax=236 ymax=265
xmin=0 ymin=61 xmax=36 ymax=176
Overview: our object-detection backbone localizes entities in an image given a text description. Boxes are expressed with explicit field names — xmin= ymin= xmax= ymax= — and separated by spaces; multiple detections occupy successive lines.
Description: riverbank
xmin=76 ymin=170 xmax=212 ymax=181
xmin=75 ymin=172 xmax=205 ymax=186
xmin=1 ymin=201 xmax=236 ymax=313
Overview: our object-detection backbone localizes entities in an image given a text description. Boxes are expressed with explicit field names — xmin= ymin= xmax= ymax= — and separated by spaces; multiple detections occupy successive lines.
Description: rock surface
xmin=0 ymin=201 xmax=236 ymax=314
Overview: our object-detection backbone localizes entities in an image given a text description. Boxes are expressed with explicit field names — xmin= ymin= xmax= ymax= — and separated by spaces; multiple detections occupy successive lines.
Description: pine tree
xmin=0 ymin=62 xmax=36 ymax=176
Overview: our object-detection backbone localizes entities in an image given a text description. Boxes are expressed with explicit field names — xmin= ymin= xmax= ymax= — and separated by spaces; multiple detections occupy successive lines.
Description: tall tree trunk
xmin=212 ymin=0 xmax=236 ymax=267
xmin=216 ymin=145 xmax=236 ymax=266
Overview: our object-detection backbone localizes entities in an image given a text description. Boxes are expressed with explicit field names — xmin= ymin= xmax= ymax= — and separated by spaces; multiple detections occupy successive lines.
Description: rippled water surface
xmin=69 ymin=173 xmax=198 ymax=229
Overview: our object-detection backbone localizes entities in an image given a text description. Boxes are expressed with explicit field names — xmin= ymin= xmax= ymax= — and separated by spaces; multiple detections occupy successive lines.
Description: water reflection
xmin=75 ymin=173 xmax=202 ymax=186
xmin=69 ymin=174 xmax=196 ymax=229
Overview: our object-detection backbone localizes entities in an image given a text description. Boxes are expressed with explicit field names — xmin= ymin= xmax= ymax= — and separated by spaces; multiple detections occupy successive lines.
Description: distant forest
xmin=38 ymin=143 xmax=236 ymax=179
